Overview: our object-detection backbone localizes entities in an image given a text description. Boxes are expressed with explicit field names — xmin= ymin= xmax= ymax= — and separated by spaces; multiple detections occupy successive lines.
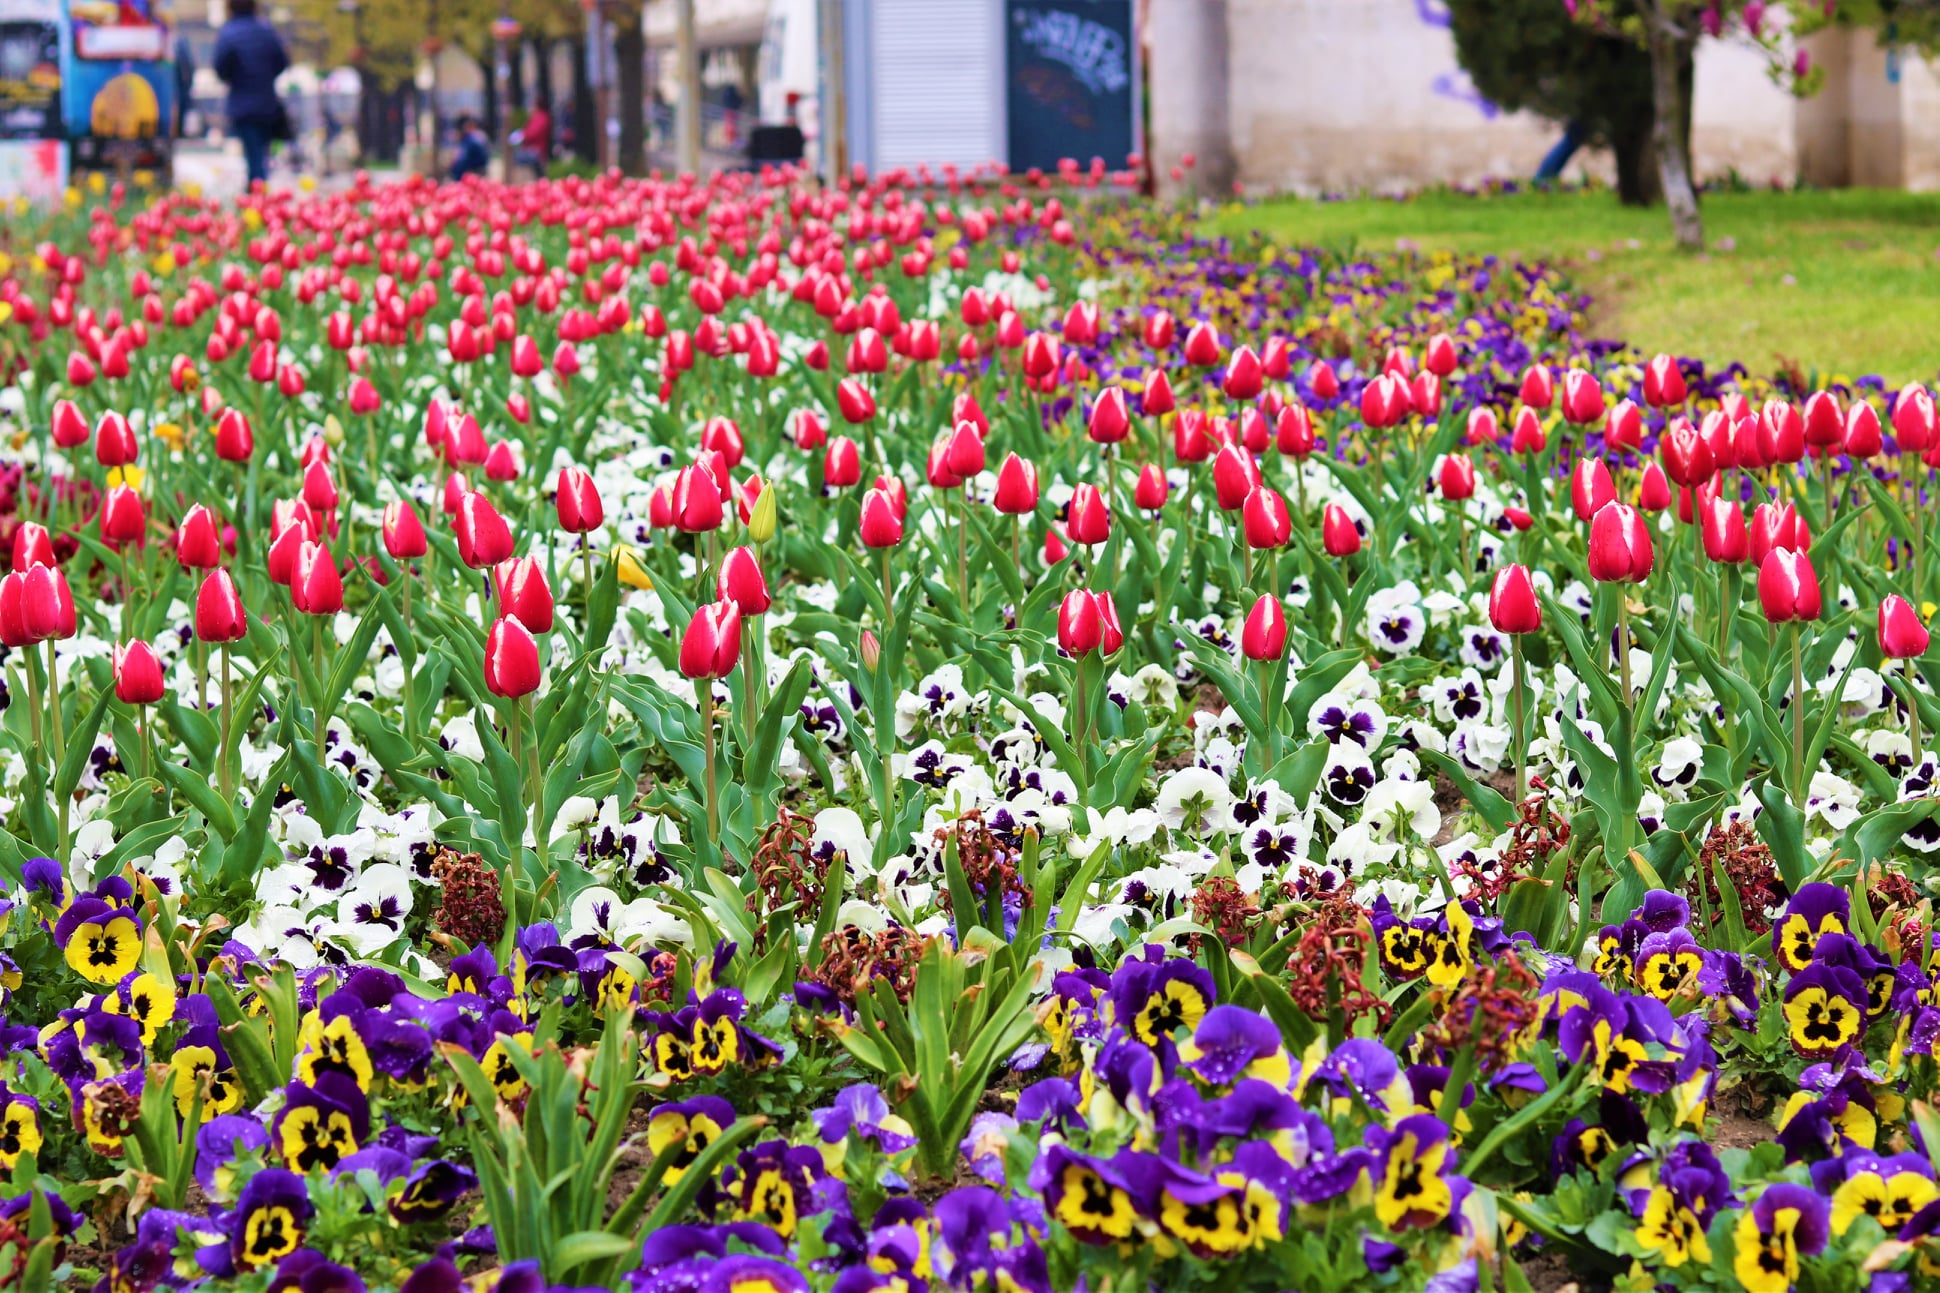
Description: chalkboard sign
xmin=1005 ymin=0 xmax=1135 ymax=174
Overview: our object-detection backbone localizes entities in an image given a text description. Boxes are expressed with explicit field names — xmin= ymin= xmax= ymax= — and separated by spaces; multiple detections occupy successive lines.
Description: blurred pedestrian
xmin=449 ymin=113 xmax=490 ymax=179
xmin=213 ymin=0 xmax=290 ymax=187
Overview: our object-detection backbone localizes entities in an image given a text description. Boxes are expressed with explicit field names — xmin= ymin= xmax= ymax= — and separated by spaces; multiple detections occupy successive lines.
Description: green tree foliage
xmin=1445 ymin=0 xmax=1678 ymax=206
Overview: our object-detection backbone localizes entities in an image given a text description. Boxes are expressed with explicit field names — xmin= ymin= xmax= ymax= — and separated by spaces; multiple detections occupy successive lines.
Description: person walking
xmin=213 ymin=0 xmax=289 ymax=188
xmin=448 ymin=114 xmax=490 ymax=179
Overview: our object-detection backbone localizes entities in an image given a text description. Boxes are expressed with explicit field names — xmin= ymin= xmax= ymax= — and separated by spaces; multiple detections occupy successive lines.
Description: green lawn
xmin=1212 ymin=188 xmax=1940 ymax=385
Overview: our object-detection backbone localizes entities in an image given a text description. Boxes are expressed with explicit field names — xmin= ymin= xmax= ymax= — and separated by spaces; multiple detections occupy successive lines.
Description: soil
xmin=1515 ymin=1245 xmax=1605 ymax=1293
xmin=1708 ymin=1082 xmax=1777 ymax=1151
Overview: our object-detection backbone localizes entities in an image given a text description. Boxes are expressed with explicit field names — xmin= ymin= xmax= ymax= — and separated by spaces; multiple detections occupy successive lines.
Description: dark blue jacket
xmin=213 ymin=17 xmax=289 ymax=124
xmin=450 ymin=130 xmax=490 ymax=179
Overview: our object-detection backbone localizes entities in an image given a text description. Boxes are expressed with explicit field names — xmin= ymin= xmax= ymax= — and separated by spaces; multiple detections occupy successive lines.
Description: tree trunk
xmin=509 ymin=39 xmax=526 ymax=115
xmin=571 ymin=35 xmax=597 ymax=164
xmin=480 ymin=41 xmax=500 ymax=146
xmin=1612 ymin=124 xmax=1659 ymax=206
xmin=617 ymin=16 xmax=645 ymax=174
xmin=533 ymin=36 xmax=554 ymax=114
xmin=1644 ymin=4 xmax=1702 ymax=249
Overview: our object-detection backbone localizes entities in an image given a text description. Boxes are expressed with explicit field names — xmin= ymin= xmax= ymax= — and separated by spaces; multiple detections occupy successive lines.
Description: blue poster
xmin=62 ymin=0 xmax=171 ymax=141
xmin=1006 ymin=0 xmax=1135 ymax=174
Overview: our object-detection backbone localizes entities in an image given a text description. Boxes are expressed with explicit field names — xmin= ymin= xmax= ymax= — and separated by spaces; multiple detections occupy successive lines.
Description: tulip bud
xmin=1803 ymin=391 xmax=1843 ymax=447
xmin=1636 ymin=462 xmax=1671 ymax=513
xmin=671 ymin=466 xmax=725 ymax=534
xmin=1642 ymin=354 xmax=1687 ymax=408
xmin=1066 ymin=483 xmax=1111 ymax=546
xmin=195 ymin=568 xmax=248 ymax=643
xmin=1183 ymin=322 xmax=1221 ymax=367
xmin=1276 ymin=404 xmax=1315 ymax=457
xmin=99 ymin=484 xmax=145 ymax=548
xmin=993 ymin=454 xmax=1039 ymax=515
xmin=860 ymin=628 xmax=881 ymax=673
xmin=717 ymin=545 xmax=771 ymax=616
xmin=1142 ymin=369 xmax=1176 ymax=417
xmin=1509 ymin=407 xmax=1546 ymax=455
xmin=555 ymin=467 xmax=604 ymax=534
xmin=1895 ymin=385 xmax=1936 ymax=454
xmin=1757 ymin=547 xmax=1822 ymax=623
xmin=1488 ymin=565 xmax=1541 ymax=634
xmin=1241 ymin=594 xmax=1288 ymax=661
xmin=1322 ymin=504 xmax=1361 ymax=557
xmin=1660 ymin=421 xmax=1714 ymax=488
xmin=493 ymin=556 xmax=555 ymax=633
xmin=859 ymin=487 xmax=904 ymax=548
xmin=484 ymin=616 xmax=542 ymax=698
xmin=747 ymin=482 xmax=778 ymax=543
xmin=1134 ymin=463 xmax=1169 ymax=510
xmin=95 ymin=412 xmax=138 ymax=468
xmin=1424 ymin=332 xmax=1459 ymax=378
xmin=1844 ymin=402 xmax=1883 ymax=459
xmin=1570 ymin=458 xmax=1616 ymax=523
xmin=1211 ymin=443 xmax=1259 ymax=511
xmin=1587 ymin=502 xmax=1653 ymax=583
xmin=1437 ymin=454 xmax=1475 ymax=502
xmin=113 ymin=639 xmax=165 ymax=705
xmin=455 ymin=492 xmax=515 ymax=568
xmin=215 ymin=409 xmax=254 ymax=463
xmin=175 ymin=504 xmax=221 ymax=568
xmin=50 ymin=399 xmax=88 ymax=449
xmin=678 ymin=601 xmax=743 ymax=679
xmin=1308 ymin=360 xmax=1339 ymax=401
xmin=836 ymin=378 xmax=876 ymax=425
xmin=292 ymin=540 xmax=345 ymax=616
xmin=1057 ymin=589 xmax=1103 ymax=656
xmin=10 ymin=523 xmax=52 ymax=572
xmin=1222 ymin=345 xmax=1264 ymax=400
xmin=1701 ymin=496 xmax=1749 ymax=564
xmin=383 ymin=500 xmax=427 ymax=561
xmin=1880 ymin=594 xmax=1930 ymax=659
xmin=1561 ymin=371 xmax=1605 ymax=426
xmin=1519 ymin=365 xmax=1554 ymax=410
xmin=1241 ymin=486 xmax=1291 ymax=550
xmin=944 ymin=421 xmax=986 ymax=478
xmin=1465 ymin=407 xmax=1499 ymax=448
xmin=1088 ymin=387 xmax=1131 ymax=444
xmin=1604 ymin=398 xmax=1643 ymax=451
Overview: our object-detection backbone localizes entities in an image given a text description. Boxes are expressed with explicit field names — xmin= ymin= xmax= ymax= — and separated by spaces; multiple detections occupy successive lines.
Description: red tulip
xmin=0 ymin=575 xmax=28 ymax=648
xmin=1222 ymin=345 xmax=1263 ymax=400
xmin=1183 ymin=322 xmax=1221 ymax=367
xmin=993 ymin=454 xmax=1039 ymax=515
xmin=1058 ymin=589 xmax=1104 ymax=656
xmin=484 ymin=616 xmax=543 ymax=698
xmin=1803 ymin=391 xmax=1844 ymax=448
xmin=1660 ymin=420 xmax=1714 ymax=488
xmin=1465 ymin=407 xmax=1499 ymax=448
xmin=66 ymin=351 xmax=96 ymax=387
xmin=1088 ymin=387 xmax=1131 ymax=444
xmin=1239 ymin=485 xmax=1288 ymax=548
xmin=1519 ymin=364 xmax=1554 ymax=410
xmin=1587 ymin=502 xmax=1653 ymax=583
xmin=1748 ymin=502 xmax=1809 ymax=566
xmin=455 ymin=492 xmax=515 ymax=568
xmin=97 ymin=484 xmax=145 ymax=549
xmin=953 ymin=391 xmax=991 ymax=437
xmin=1642 ymin=353 xmax=1687 ymax=408
xmin=493 ymin=556 xmax=555 ymax=632
xmin=50 ymin=399 xmax=88 ymax=449
xmin=95 ymin=412 xmax=137 ymax=467
xmin=678 ymin=601 xmax=742 ymax=679
xmin=1066 ymin=484 xmax=1111 ymax=546
xmin=1134 ymin=463 xmax=1169 ymax=510
xmin=11 ymin=523 xmax=51 ymax=572
xmin=1880 ymin=594 xmax=1930 ymax=659
xmin=1757 ymin=547 xmax=1821 ymax=622
xmin=701 ymin=417 xmax=745 ymax=469
xmin=944 ymin=421 xmax=986 ymax=479
xmin=215 ymin=409 xmax=254 ymax=462
xmin=1844 ymin=402 xmax=1883 ymax=459
xmin=1410 ymin=373 xmax=1441 ymax=420
xmin=791 ymin=409 xmax=828 ymax=451
xmin=671 ymin=466 xmax=724 ymax=533
xmin=716 ymin=545 xmax=771 ymax=616
xmin=348 ymin=376 xmax=381 ymax=415
xmin=113 ymin=639 xmax=165 ymax=705
xmin=1241 ymin=594 xmax=1288 ymax=661
xmin=383 ymin=500 xmax=427 ymax=560
xmin=1308 ymin=360 xmax=1339 ymax=401
xmin=1212 ymin=443 xmax=1259 ymax=511
xmin=1423 ymin=332 xmax=1459 ymax=377
xmin=1276 ymin=405 xmax=1315 ymax=457
xmin=1762 ymin=401 xmax=1805 ymax=464
xmin=1437 ymin=454 xmax=1475 ymax=502
xmin=1488 ymin=565 xmax=1541 ymax=634
xmin=1142 ymin=309 xmax=1174 ymax=350
xmin=1701 ymin=496 xmax=1749 ymax=564
xmin=195 ymin=569 xmax=247 ymax=643
xmin=859 ymin=487 xmax=904 ymax=548
xmin=1561 ymin=370 xmax=1605 ymax=426
xmin=302 ymin=459 xmax=339 ymax=513
xmin=173 ymin=504 xmax=221 ymax=568
xmin=292 ymin=541 xmax=345 ymax=616
xmin=836 ymin=378 xmax=876 ymax=424
xmin=824 ymin=437 xmax=862 ymax=489
xmin=1636 ymin=462 xmax=1671 ymax=513
xmin=1604 ymin=398 xmax=1643 ymax=451
xmin=1509 ymin=407 xmax=1546 ymax=455
xmin=1322 ymin=504 xmax=1361 ymax=557
xmin=1143 ymin=369 xmax=1176 ymax=417
xmin=510 ymin=334 xmax=543 ymax=378
xmin=484 ymin=441 xmax=520 ymax=483
xmin=1359 ymin=374 xmax=1406 ymax=429
xmin=1570 ymin=458 xmax=1616 ymax=523
xmin=555 ymin=467 xmax=603 ymax=533
xmin=1173 ymin=412 xmax=1216 ymax=464
xmin=1894 ymin=384 xmax=1936 ymax=453
xmin=20 ymin=565 xmax=71 ymax=641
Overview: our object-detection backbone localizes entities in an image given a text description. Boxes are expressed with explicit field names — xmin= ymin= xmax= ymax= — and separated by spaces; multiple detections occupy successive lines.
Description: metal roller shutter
xmin=870 ymin=0 xmax=1003 ymax=169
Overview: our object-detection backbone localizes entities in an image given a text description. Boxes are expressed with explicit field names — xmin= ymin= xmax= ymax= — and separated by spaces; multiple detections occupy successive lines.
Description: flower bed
xmin=0 ymin=169 xmax=1924 ymax=1293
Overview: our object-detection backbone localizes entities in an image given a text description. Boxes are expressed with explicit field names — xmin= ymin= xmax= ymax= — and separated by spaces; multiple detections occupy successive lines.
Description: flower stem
xmin=701 ymin=686 xmax=719 ymax=848
xmin=1512 ymin=633 xmax=1528 ymax=806
xmin=218 ymin=644 xmax=233 ymax=803
xmin=1908 ymin=655 xmax=1924 ymax=767
xmin=46 ymin=639 xmax=63 ymax=859
xmin=1791 ymin=622 xmax=1807 ymax=800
